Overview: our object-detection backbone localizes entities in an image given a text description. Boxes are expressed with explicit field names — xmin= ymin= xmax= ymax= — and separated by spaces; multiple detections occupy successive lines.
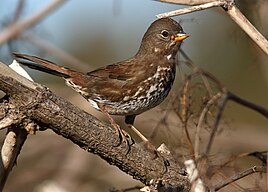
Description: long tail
xmin=12 ymin=53 xmax=71 ymax=78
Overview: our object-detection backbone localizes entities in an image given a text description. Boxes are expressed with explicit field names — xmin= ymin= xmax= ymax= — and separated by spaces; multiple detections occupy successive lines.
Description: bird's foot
xmin=141 ymin=141 xmax=170 ymax=173
xmin=100 ymin=109 xmax=134 ymax=154
xmin=115 ymin=127 xmax=135 ymax=155
xmin=127 ymin=124 xmax=170 ymax=172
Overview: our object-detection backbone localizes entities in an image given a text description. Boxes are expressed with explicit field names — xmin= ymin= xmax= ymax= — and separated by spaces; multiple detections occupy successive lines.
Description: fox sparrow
xmin=13 ymin=17 xmax=189 ymax=143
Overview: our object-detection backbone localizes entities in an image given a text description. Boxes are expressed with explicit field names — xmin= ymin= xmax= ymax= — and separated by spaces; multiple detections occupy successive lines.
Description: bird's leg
xmin=125 ymin=115 xmax=170 ymax=173
xmin=99 ymin=107 xmax=132 ymax=153
xmin=125 ymin=115 xmax=148 ymax=142
xmin=125 ymin=115 xmax=157 ymax=155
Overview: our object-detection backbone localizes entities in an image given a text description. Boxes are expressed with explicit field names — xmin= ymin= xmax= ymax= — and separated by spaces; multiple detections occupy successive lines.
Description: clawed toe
xmin=112 ymin=125 xmax=135 ymax=155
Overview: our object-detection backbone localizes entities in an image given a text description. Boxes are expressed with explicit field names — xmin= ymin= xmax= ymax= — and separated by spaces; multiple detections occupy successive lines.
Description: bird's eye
xmin=160 ymin=30 xmax=169 ymax=38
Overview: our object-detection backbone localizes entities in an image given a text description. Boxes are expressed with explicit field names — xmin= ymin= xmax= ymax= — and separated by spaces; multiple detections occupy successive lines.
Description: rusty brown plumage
xmin=13 ymin=17 xmax=189 ymax=126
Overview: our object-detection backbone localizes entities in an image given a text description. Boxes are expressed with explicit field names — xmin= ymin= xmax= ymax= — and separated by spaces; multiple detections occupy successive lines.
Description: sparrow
xmin=13 ymin=17 xmax=189 ymax=145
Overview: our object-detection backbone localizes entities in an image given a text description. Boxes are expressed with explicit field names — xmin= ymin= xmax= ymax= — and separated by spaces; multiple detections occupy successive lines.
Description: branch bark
xmin=0 ymin=61 xmax=190 ymax=191
xmin=0 ymin=126 xmax=27 ymax=191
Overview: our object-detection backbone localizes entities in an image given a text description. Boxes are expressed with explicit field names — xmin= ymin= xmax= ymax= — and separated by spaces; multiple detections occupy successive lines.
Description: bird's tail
xmin=12 ymin=53 xmax=71 ymax=78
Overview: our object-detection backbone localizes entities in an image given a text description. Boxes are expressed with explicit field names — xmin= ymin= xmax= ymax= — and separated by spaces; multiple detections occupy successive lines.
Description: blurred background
xmin=0 ymin=0 xmax=267 ymax=191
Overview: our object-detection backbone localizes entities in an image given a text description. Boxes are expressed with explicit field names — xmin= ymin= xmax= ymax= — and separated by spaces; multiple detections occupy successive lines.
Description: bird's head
xmin=139 ymin=17 xmax=189 ymax=55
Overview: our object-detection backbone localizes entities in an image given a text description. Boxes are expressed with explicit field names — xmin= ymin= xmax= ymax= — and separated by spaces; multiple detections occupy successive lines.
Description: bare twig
xmin=11 ymin=0 xmax=26 ymax=23
xmin=156 ymin=0 xmax=215 ymax=5
xmin=0 ymin=0 xmax=65 ymax=45
xmin=194 ymin=92 xmax=222 ymax=159
xmin=156 ymin=1 xmax=227 ymax=18
xmin=225 ymin=2 xmax=268 ymax=56
xmin=227 ymin=91 xmax=268 ymax=119
xmin=248 ymin=151 xmax=267 ymax=165
xmin=213 ymin=166 xmax=266 ymax=191
xmin=184 ymin=159 xmax=206 ymax=192
xmin=204 ymin=90 xmax=268 ymax=156
xmin=180 ymin=76 xmax=195 ymax=157
xmin=205 ymin=94 xmax=228 ymax=155
xmin=0 ymin=126 xmax=28 ymax=191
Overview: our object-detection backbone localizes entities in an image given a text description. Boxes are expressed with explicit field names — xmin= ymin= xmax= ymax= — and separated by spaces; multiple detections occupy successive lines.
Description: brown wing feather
xmin=87 ymin=59 xmax=136 ymax=81
xmin=84 ymin=55 xmax=159 ymax=102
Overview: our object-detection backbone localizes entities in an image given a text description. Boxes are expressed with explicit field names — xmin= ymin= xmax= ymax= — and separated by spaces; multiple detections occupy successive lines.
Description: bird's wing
xmin=84 ymin=58 xmax=155 ymax=102
xmin=86 ymin=59 xmax=137 ymax=82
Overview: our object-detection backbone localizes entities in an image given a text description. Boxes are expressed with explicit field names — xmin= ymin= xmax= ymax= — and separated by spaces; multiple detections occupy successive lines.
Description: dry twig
xmin=156 ymin=0 xmax=215 ymax=5
xmin=0 ymin=126 xmax=28 ymax=191
xmin=213 ymin=166 xmax=266 ymax=191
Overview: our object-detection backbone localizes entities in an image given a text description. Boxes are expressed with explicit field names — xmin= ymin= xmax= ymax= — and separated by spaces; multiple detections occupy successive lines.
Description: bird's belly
xmin=89 ymin=79 xmax=173 ymax=116
xmin=87 ymin=65 xmax=175 ymax=116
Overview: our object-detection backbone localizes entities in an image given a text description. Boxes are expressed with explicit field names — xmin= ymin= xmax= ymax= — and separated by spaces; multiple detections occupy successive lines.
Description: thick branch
xmin=0 ymin=61 xmax=190 ymax=191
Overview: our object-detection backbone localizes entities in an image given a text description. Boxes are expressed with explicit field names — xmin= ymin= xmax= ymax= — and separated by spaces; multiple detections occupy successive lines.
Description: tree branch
xmin=0 ymin=126 xmax=28 ymax=191
xmin=0 ymin=61 xmax=190 ymax=191
xmin=156 ymin=0 xmax=215 ymax=5
xmin=156 ymin=1 xmax=227 ymax=18
xmin=213 ymin=166 xmax=266 ymax=191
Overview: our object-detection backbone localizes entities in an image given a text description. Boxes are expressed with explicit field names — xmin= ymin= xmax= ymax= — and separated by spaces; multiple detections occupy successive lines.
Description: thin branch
xmin=213 ymin=166 xmax=266 ymax=191
xmin=194 ymin=92 xmax=223 ymax=159
xmin=225 ymin=2 xmax=268 ymax=55
xmin=227 ymin=91 xmax=268 ymax=119
xmin=205 ymin=94 xmax=228 ymax=155
xmin=156 ymin=0 xmax=215 ymax=5
xmin=0 ymin=126 xmax=28 ymax=191
xmin=203 ymin=90 xmax=268 ymax=157
xmin=184 ymin=159 xmax=206 ymax=192
xmin=180 ymin=76 xmax=195 ymax=157
xmin=11 ymin=0 xmax=26 ymax=23
xmin=0 ymin=0 xmax=65 ymax=45
xmin=156 ymin=1 xmax=227 ymax=18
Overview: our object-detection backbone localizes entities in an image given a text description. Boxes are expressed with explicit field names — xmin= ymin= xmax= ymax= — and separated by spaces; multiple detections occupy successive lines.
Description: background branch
xmin=156 ymin=0 xmax=215 ymax=5
xmin=213 ymin=166 xmax=266 ymax=191
xmin=0 ymin=0 xmax=65 ymax=45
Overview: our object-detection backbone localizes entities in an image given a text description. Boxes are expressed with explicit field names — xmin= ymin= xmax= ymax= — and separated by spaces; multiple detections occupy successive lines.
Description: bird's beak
xmin=171 ymin=33 xmax=190 ymax=41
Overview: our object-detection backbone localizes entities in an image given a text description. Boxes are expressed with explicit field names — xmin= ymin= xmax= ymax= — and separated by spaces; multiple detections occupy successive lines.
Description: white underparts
xmin=167 ymin=54 xmax=172 ymax=60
